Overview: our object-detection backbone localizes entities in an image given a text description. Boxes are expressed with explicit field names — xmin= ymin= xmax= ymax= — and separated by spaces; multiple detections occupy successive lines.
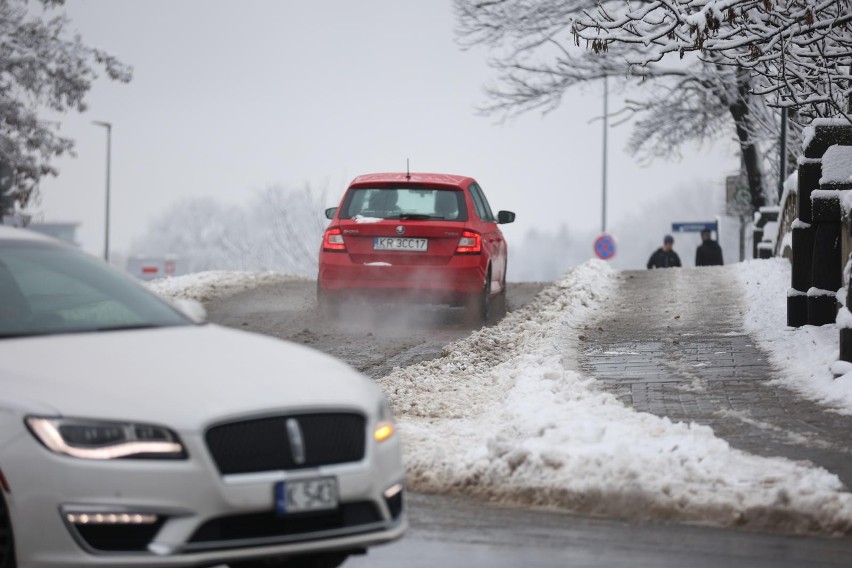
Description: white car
xmin=0 ymin=227 xmax=406 ymax=568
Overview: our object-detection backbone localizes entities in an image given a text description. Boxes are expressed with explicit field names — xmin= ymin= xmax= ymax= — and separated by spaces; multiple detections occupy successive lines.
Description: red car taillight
xmin=455 ymin=230 xmax=481 ymax=254
xmin=323 ymin=228 xmax=347 ymax=252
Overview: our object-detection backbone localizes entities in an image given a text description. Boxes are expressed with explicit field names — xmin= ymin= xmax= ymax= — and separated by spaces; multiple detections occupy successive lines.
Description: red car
xmin=317 ymin=172 xmax=515 ymax=321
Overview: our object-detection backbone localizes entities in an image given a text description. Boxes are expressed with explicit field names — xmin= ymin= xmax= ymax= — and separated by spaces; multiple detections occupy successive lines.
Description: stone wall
xmin=788 ymin=119 xmax=852 ymax=365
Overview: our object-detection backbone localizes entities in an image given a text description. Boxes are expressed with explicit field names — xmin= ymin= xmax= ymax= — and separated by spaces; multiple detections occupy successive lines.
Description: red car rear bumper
xmin=318 ymin=253 xmax=486 ymax=303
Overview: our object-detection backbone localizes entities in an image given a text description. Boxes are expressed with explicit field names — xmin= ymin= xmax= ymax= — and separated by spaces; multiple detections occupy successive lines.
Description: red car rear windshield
xmin=339 ymin=188 xmax=468 ymax=221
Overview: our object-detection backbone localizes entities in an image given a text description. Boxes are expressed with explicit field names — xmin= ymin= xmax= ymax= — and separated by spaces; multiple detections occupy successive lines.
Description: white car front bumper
xmin=3 ymin=415 xmax=406 ymax=568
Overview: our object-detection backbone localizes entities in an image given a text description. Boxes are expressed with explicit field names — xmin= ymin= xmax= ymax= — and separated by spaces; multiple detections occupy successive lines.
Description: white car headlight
xmin=26 ymin=417 xmax=186 ymax=460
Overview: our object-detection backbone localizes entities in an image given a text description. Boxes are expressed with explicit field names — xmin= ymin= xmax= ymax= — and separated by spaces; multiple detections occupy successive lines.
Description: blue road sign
xmin=594 ymin=233 xmax=617 ymax=260
xmin=672 ymin=221 xmax=718 ymax=233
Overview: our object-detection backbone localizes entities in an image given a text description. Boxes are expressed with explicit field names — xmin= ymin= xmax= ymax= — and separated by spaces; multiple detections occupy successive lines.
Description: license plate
xmin=373 ymin=237 xmax=428 ymax=252
xmin=274 ymin=477 xmax=338 ymax=514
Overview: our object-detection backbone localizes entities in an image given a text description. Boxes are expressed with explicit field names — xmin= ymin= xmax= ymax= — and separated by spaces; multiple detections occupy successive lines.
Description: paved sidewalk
xmin=579 ymin=266 xmax=852 ymax=488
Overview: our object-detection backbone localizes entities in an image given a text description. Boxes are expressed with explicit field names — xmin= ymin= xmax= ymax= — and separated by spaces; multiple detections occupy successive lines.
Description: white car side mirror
xmin=173 ymin=298 xmax=207 ymax=323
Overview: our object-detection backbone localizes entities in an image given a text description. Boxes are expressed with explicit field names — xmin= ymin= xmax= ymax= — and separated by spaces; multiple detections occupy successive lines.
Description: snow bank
xmin=380 ymin=260 xmax=852 ymax=534
xmin=146 ymin=271 xmax=306 ymax=302
xmin=735 ymin=259 xmax=852 ymax=413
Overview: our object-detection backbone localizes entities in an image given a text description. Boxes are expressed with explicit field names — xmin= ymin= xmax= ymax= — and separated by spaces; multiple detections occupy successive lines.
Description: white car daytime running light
xmin=383 ymin=483 xmax=403 ymax=499
xmin=66 ymin=512 xmax=158 ymax=525
xmin=26 ymin=417 xmax=184 ymax=460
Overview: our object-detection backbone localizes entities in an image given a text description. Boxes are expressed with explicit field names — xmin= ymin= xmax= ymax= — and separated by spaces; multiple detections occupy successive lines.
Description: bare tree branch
xmin=455 ymin=0 xmax=803 ymax=209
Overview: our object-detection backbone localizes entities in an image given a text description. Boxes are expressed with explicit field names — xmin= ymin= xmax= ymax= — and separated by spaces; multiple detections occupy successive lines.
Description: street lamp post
xmin=92 ymin=121 xmax=112 ymax=262
xmin=602 ymin=76 xmax=608 ymax=234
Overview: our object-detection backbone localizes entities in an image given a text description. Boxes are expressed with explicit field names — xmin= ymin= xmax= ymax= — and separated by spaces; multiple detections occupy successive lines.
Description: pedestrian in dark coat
xmin=647 ymin=235 xmax=681 ymax=269
xmin=695 ymin=229 xmax=724 ymax=266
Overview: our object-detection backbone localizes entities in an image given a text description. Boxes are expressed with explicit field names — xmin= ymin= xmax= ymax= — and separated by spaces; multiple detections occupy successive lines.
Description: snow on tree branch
xmin=571 ymin=0 xmax=852 ymax=117
xmin=454 ymin=0 xmax=798 ymax=210
xmin=0 ymin=0 xmax=132 ymax=214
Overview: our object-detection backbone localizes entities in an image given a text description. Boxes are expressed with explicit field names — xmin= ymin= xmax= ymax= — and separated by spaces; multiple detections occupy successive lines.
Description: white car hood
xmin=0 ymin=324 xmax=380 ymax=431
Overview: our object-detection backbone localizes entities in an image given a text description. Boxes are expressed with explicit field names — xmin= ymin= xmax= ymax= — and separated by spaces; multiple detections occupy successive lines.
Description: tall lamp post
xmin=778 ymin=107 xmax=787 ymax=200
xmin=602 ymin=76 xmax=608 ymax=234
xmin=92 ymin=121 xmax=112 ymax=262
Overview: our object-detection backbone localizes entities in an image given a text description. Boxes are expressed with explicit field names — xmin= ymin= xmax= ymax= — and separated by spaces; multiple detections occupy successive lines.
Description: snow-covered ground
xmin=736 ymin=258 xmax=852 ymax=413
xmin=148 ymin=261 xmax=852 ymax=534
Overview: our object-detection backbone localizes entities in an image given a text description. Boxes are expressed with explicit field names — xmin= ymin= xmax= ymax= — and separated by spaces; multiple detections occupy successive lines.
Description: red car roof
xmin=348 ymin=172 xmax=474 ymax=189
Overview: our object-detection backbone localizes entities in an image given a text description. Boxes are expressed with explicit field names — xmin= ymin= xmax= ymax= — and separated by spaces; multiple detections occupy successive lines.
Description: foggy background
xmin=129 ymin=179 xmax=741 ymax=281
xmin=31 ymin=0 xmax=741 ymax=281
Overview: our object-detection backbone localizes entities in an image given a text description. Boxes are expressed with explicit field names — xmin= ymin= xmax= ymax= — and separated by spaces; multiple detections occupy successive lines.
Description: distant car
xmin=317 ymin=172 xmax=515 ymax=320
xmin=0 ymin=227 xmax=405 ymax=568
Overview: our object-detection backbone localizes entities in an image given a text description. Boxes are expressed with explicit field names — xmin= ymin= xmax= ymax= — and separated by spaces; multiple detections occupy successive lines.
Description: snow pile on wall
xmin=820 ymin=145 xmax=852 ymax=185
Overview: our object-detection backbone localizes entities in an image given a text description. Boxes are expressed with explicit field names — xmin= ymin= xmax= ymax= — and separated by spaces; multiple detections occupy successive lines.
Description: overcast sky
xmin=35 ymin=0 xmax=738 ymax=266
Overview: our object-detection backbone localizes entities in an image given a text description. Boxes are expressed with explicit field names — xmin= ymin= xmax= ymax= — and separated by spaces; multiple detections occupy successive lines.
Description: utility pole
xmin=778 ymin=107 xmax=787 ymax=201
xmin=93 ymin=121 xmax=112 ymax=262
xmin=602 ymin=76 xmax=608 ymax=234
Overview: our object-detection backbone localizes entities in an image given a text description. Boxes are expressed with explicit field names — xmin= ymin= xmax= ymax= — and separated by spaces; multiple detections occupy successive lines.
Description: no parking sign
xmin=594 ymin=233 xmax=617 ymax=260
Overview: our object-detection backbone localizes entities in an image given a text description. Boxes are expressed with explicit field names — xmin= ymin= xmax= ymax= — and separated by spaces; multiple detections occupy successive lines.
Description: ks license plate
xmin=274 ymin=477 xmax=338 ymax=514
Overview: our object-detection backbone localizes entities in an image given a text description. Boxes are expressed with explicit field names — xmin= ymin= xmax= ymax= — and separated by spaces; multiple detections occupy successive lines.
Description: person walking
xmin=647 ymin=235 xmax=681 ymax=269
xmin=695 ymin=229 xmax=724 ymax=266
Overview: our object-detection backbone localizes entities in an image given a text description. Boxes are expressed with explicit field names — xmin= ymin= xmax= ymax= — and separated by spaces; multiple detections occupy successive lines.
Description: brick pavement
xmin=578 ymin=266 xmax=852 ymax=488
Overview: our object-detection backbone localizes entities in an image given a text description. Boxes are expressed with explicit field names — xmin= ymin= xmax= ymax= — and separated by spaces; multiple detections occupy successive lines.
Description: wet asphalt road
xmin=204 ymin=280 xmax=545 ymax=381
xmin=349 ymin=493 xmax=852 ymax=568
xmin=205 ymin=278 xmax=852 ymax=567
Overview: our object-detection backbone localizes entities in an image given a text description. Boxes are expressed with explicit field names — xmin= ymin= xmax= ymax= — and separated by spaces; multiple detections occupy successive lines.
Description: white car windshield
xmin=0 ymin=240 xmax=190 ymax=338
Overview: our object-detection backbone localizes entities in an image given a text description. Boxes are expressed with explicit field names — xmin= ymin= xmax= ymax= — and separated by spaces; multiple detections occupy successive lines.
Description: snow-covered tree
xmin=572 ymin=0 xmax=852 ymax=118
xmin=0 ymin=0 xmax=132 ymax=217
xmin=453 ymin=0 xmax=797 ymax=210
